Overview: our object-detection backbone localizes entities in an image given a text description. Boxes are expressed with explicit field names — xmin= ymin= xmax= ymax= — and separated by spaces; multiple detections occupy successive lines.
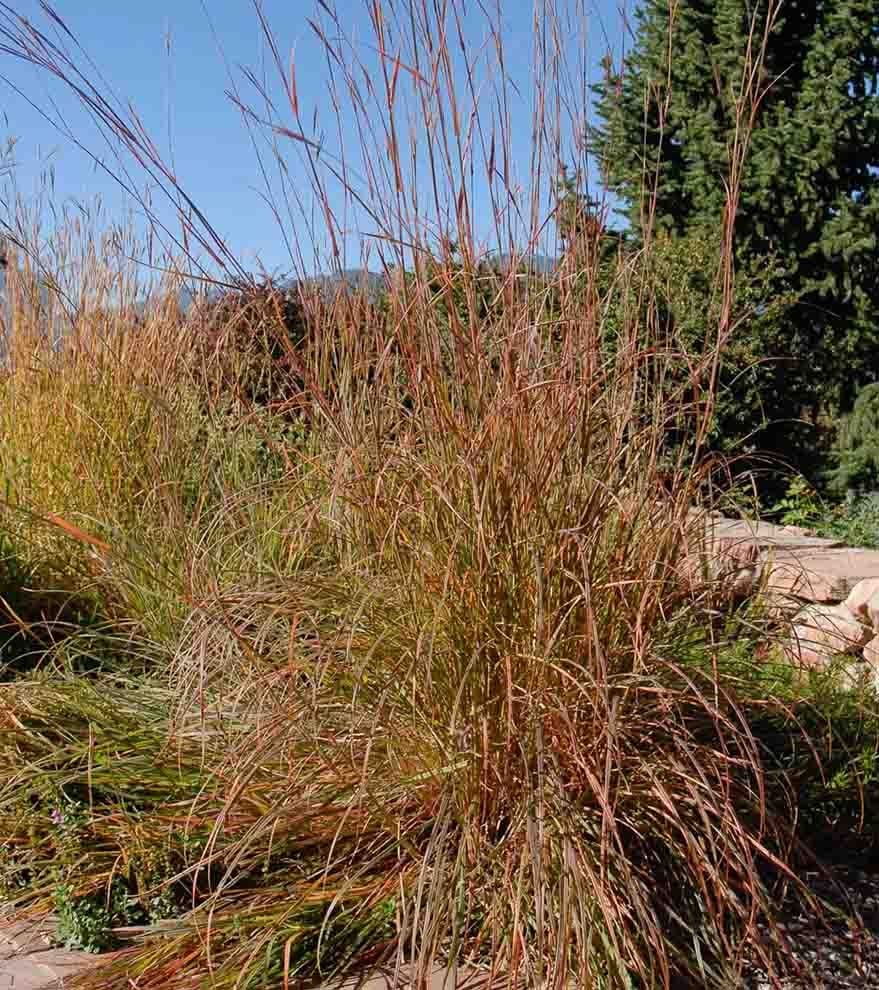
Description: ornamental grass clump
xmin=51 ymin=285 xmax=812 ymax=988
xmin=0 ymin=0 xmax=840 ymax=987
xmin=0 ymin=203 xmax=310 ymax=651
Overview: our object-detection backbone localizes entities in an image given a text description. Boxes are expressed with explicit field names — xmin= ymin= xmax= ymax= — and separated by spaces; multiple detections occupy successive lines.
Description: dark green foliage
xmin=687 ymin=634 xmax=879 ymax=863
xmin=631 ymin=229 xmax=791 ymax=461
xmin=592 ymin=0 xmax=879 ymax=484
xmin=565 ymin=221 xmax=794 ymax=475
xmin=549 ymin=166 xmax=800 ymax=483
xmin=747 ymin=687 xmax=879 ymax=863
xmin=829 ymin=383 xmax=879 ymax=494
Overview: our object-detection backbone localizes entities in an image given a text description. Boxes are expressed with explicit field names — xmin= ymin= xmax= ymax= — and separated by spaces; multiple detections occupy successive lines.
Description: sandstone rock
xmin=783 ymin=603 xmax=872 ymax=669
xmin=0 ymin=918 xmax=97 ymax=989
xmin=679 ymin=533 xmax=761 ymax=596
xmin=758 ymin=592 xmax=804 ymax=623
xmin=834 ymin=663 xmax=861 ymax=691
xmin=763 ymin=547 xmax=879 ymax=602
xmin=837 ymin=656 xmax=879 ymax=693
xmin=703 ymin=515 xmax=844 ymax=551
xmin=845 ymin=578 xmax=879 ymax=629
xmin=728 ymin=562 xmax=761 ymax=598
xmin=695 ymin=514 xmax=878 ymax=603
xmin=865 ymin=633 xmax=879 ymax=666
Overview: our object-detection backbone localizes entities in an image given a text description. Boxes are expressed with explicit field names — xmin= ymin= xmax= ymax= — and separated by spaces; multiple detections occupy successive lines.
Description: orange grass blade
xmin=44 ymin=512 xmax=110 ymax=552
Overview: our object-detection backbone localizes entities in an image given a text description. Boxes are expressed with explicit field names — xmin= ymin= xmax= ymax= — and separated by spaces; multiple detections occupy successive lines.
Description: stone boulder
xmin=782 ymin=603 xmax=872 ymax=670
xmin=854 ymin=634 xmax=879 ymax=692
xmin=678 ymin=533 xmax=761 ymax=598
xmin=844 ymin=577 xmax=879 ymax=629
xmin=689 ymin=516 xmax=879 ymax=689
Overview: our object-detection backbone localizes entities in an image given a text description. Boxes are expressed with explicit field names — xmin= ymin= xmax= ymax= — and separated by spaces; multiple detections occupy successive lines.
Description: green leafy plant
xmin=46 ymin=799 xmax=125 ymax=952
xmin=771 ymin=476 xmax=823 ymax=528
xmin=53 ymin=878 xmax=129 ymax=953
xmin=769 ymin=480 xmax=879 ymax=549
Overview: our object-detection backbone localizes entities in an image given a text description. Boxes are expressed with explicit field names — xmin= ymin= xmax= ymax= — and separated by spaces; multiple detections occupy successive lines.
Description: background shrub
xmin=828 ymin=383 xmax=879 ymax=495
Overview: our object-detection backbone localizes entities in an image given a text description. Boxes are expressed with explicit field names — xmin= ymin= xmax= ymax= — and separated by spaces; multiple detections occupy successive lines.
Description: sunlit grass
xmin=0 ymin=0 xmax=874 ymax=987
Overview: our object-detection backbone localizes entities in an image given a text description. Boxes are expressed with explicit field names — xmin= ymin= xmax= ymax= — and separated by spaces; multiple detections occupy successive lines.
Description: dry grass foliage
xmin=0 ymin=1 xmax=854 ymax=988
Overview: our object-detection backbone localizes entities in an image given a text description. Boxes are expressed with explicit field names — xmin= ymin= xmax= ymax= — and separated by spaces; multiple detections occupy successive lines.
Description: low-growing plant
xmin=771 ymin=476 xmax=823 ymax=529
xmin=769 ymin=477 xmax=879 ymax=549
xmin=823 ymin=493 xmax=879 ymax=548
xmin=54 ymin=878 xmax=129 ymax=954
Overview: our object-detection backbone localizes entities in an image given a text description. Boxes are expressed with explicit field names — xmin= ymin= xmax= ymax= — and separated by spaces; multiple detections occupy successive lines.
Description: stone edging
xmin=698 ymin=513 xmax=879 ymax=683
xmin=0 ymin=918 xmax=96 ymax=989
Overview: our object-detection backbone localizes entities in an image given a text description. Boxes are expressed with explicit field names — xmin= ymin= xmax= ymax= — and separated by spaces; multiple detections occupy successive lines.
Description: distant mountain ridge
xmin=1 ymin=252 xmax=559 ymax=356
xmin=177 ymin=253 xmax=557 ymax=309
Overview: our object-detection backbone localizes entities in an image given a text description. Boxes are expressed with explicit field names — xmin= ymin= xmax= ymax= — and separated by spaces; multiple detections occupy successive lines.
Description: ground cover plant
xmin=1 ymin=1 xmax=879 ymax=988
xmin=771 ymin=478 xmax=879 ymax=549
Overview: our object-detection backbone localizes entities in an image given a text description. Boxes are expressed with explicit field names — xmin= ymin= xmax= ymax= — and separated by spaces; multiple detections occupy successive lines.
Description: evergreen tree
xmin=829 ymin=382 xmax=879 ymax=493
xmin=592 ymin=0 xmax=879 ymax=484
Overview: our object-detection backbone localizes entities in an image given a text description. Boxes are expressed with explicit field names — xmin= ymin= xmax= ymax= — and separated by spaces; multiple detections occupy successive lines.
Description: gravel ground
xmin=6 ymin=866 xmax=879 ymax=990
xmin=740 ymin=863 xmax=879 ymax=990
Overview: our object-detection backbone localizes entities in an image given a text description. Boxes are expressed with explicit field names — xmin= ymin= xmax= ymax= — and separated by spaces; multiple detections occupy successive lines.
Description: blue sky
xmin=0 ymin=1 xmax=629 ymax=278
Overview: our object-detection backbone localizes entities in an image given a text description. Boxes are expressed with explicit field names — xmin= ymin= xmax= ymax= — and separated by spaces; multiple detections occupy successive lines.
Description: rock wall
xmin=698 ymin=513 xmax=879 ymax=687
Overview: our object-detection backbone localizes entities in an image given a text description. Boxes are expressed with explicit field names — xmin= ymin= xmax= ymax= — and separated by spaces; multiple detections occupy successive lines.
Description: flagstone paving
xmin=0 ymin=920 xmax=96 ymax=989
xmin=699 ymin=512 xmax=879 ymax=602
